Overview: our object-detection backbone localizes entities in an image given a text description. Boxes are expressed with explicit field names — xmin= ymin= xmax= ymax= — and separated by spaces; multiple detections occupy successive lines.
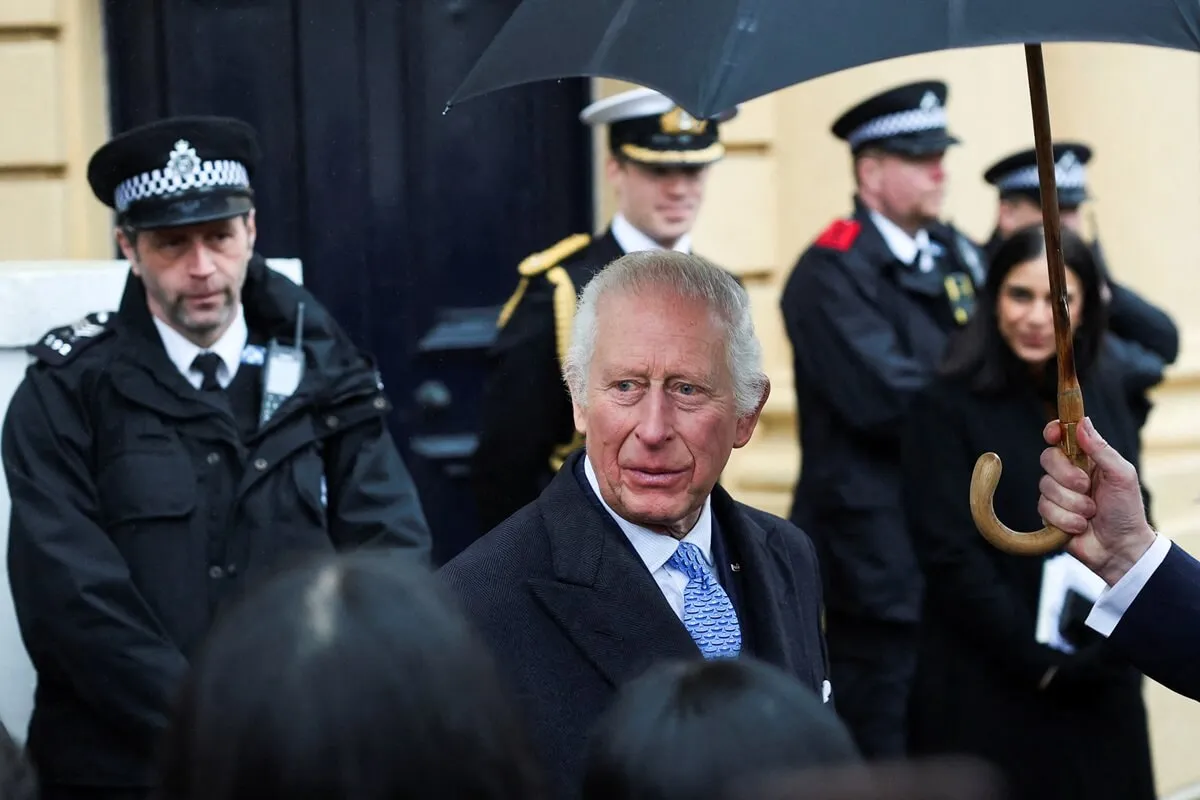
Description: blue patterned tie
xmin=667 ymin=541 xmax=742 ymax=659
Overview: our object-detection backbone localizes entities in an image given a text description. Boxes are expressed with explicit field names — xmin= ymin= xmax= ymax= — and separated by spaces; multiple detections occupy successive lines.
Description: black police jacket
xmin=2 ymin=253 xmax=430 ymax=788
xmin=780 ymin=198 xmax=984 ymax=622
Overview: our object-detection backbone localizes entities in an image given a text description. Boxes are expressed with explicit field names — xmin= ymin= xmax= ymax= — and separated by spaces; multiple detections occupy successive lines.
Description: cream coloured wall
xmin=0 ymin=0 xmax=111 ymax=260
xmin=596 ymin=42 xmax=1200 ymax=795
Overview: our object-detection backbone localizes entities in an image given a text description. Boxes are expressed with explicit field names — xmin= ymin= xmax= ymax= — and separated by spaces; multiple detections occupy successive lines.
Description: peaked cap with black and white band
xmin=831 ymin=80 xmax=960 ymax=157
xmin=983 ymin=142 xmax=1093 ymax=209
xmin=87 ymin=115 xmax=261 ymax=231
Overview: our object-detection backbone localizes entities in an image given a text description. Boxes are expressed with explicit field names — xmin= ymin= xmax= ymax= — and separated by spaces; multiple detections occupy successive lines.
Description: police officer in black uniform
xmin=472 ymin=87 xmax=738 ymax=533
xmin=2 ymin=116 xmax=431 ymax=800
xmin=779 ymin=80 xmax=985 ymax=759
xmin=982 ymin=142 xmax=1180 ymax=429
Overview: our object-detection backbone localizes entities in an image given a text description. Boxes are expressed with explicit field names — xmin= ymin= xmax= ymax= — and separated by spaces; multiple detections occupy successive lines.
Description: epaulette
xmin=498 ymin=233 xmax=591 ymax=329
xmin=516 ymin=233 xmax=591 ymax=278
xmin=814 ymin=219 xmax=861 ymax=252
xmin=27 ymin=311 xmax=116 ymax=366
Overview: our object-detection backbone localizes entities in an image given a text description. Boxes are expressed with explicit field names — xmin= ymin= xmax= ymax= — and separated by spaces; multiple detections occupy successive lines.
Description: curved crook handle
xmin=969 ymin=421 xmax=1091 ymax=556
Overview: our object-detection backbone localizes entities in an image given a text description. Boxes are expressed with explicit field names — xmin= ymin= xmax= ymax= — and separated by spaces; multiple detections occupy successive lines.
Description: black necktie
xmin=191 ymin=352 xmax=223 ymax=392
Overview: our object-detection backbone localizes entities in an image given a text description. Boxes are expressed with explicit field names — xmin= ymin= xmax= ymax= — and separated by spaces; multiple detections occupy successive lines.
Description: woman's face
xmin=995 ymin=254 xmax=1085 ymax=367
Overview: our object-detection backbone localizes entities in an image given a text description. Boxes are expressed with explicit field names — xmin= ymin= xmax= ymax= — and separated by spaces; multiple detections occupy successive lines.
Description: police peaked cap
xmin=983 ymin=142 xmax=1093 ymax=209
xmin=832 ymin=80 xmax=960 ymax=156
xmin=87 ymin=115 xmax=261 ymax=231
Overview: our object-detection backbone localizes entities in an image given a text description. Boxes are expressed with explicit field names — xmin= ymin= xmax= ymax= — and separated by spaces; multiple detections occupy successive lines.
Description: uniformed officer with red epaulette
xmin=779 ymin=80 xmax=985 ymax=759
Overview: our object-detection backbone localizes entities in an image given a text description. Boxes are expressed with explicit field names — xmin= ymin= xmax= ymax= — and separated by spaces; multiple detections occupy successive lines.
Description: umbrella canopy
xmin=449 ymin=0 xmax=1200 ymax=118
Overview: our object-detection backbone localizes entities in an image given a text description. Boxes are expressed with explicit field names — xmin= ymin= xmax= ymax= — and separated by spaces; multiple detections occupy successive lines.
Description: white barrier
xmin=0 ymin=258 xmax=303 ymax=742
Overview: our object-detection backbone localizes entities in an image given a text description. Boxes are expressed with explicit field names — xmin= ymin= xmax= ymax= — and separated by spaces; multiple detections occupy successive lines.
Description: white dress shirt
xmin=152 ymin=310 xmax=249 ymax=390
xmin=610 ymin=212 xmax=693 ymax=255
xmin=1085 ymin=531 xmax=1173 ymax=636
xmin=869 ymin=209 xmax=934 ymax=272
xmin=583 ymin=454 xmax=712 ymax=621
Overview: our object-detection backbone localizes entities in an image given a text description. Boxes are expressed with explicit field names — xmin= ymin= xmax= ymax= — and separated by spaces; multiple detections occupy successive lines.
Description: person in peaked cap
xmin=2 ymin=115 xmax=431 ymax=800
xmin=982 ymin=142 xmax=1093 ymax=256
xmin=471 ymin=86 xmax=739 ymax=534
xmin=981 ymin=142 xmax=1179 ymax=430
xmin=778 ymin=79 xmax=987 ymax=760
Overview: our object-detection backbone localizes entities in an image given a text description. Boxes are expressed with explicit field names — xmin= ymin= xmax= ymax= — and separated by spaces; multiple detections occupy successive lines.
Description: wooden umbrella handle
xmin=970 ymin=395 xmax=1089 ymax=556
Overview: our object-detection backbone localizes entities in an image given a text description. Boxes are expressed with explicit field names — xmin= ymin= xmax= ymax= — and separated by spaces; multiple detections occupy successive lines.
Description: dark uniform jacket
xmin=780 ymin=198 xmax=984 ymax=624
xmin=3 ymin=254 xmax=430 ymax=789
xmin=442 ymin=450 xmax=829 ymax=800
xmin=472 ymin=230 xmax=623 ymax=533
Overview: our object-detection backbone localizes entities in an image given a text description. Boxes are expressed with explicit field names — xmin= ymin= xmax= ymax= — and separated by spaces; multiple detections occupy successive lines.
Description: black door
xmin=103 ymin=0 xmax=594 ymax=564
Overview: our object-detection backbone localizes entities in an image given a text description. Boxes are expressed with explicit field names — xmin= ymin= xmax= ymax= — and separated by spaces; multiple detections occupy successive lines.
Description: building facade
xmin=2 ymin=0 xmax=1199 ymax=791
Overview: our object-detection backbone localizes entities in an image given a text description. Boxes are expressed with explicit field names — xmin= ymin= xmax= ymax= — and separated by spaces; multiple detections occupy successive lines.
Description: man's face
xmin=607 ymin=158 xmax=710 ymax=248
xmin=117 ymin=213 xmax=256 ymax=346
xmin=573 ymin=286 xmax=766 ymax=538
xmin=858 ymin=150 xmax=947 ymax=229
xmin=997 ymin=196 xmax=1081 ymax=239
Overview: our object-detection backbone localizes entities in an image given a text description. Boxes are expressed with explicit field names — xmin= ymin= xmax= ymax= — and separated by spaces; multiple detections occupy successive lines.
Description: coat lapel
xmin=711 ymin=486 xmax=813 ymax=679
xmin=527 ymin=452 xmax=699 ymax=688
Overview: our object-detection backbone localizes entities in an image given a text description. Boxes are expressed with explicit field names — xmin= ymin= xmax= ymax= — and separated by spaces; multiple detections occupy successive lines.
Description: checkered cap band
xmin=846 ymin=106 xmax=947 ymax=149
xmin=114 ymin=159 xmax=250 ymax=212
xmin=996 ymin=162 xmax=1087 ymax=192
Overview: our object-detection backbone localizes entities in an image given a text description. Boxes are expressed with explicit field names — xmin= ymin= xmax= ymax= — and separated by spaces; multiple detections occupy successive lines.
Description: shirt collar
xmin=152 ymin=308 xmax=249 ymax=389
xmin=610 ymin=212 xmax=693 ymax=255
xmin=583 ymin=451 xmax=713 ymax=572
xmin=868 ymin=209 xmax=932 ymax=270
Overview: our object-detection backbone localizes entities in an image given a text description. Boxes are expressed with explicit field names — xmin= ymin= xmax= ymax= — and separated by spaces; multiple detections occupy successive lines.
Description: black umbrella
xmin=448 ymin=0 xmax=1200 ymax=121
xmin=451 ymin=2 xmax=1200 ymax=557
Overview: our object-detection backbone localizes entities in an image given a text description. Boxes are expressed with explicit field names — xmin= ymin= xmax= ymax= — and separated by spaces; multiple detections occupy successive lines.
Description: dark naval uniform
xmin=472 ymin=87 xmax=738 ymax=533
xmin=780 ymin=80 xmax=984 ymax=759
xmin=982 ymin=142 xmax=1180 ymax=431
xmin=3 ymin=116 xmax=430 ymax=799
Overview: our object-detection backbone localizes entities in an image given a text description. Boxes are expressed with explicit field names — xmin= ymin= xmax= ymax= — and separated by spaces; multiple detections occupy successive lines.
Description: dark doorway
xmin=103 ymin=0 xmax=594 ymax=563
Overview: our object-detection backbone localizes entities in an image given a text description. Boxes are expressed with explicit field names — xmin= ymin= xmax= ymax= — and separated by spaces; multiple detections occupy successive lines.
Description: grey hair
xmin=562 ymin=250 xmax=768 ymax=417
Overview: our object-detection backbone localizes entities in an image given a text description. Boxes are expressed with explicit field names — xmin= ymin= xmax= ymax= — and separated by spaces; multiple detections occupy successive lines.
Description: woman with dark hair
xmin=901 ymin=224 xmax=1155 ymax=800
xmin=154 ymin=551 xmax=544 ymax=800
xmin=580 ymin=657 xmax=861 ymax=800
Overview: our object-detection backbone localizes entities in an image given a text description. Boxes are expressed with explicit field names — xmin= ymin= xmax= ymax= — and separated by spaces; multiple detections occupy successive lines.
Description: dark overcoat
xmin=441 ymin=450 xmax=830 ymax=799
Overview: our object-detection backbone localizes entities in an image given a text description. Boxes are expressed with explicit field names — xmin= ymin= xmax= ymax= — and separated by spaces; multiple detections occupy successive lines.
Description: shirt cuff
xmin=1085 ymin=532 xmax=1172 ymax=637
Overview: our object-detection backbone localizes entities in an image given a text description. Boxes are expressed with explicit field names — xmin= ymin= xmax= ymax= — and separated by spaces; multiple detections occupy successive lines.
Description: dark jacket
xmin=780 ymin=198 xmax=984 ymax=622
xmin=472 ymin=230 xmax=625 ymax=533
xmin=3 ymin=254 xmax=430 ymax=789
xmin=902 ymin=357 xmax=1155 ymax=800
xmin=442 ymin=450 xmax=829 ymax=799
xmin=1109 ymin=542 xmax=1200 ymax=703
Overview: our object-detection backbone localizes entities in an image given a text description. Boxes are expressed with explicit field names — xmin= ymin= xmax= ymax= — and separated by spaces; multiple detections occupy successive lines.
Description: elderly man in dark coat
xmin=441 ymin=251 xmax=833 ymax=798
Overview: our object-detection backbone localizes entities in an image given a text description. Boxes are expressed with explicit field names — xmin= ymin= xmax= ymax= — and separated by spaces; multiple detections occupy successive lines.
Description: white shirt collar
xmin=583 ymin=451 xmax=714 ymax=572
xmin=152 ymin=309 xmax=249 ymax=390
xmin=610 ymin=212 xmax=693 ymax=255
xmin=868 ymin=210 xmax=934 ymax=272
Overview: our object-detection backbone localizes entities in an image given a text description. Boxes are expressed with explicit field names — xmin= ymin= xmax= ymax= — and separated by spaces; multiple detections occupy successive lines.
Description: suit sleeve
xmin=900 ymin=384 xmax=1061 ymax=686
xmin=323 ymin=395 xmax=431 ymax=563
xmin=2 ymin=367 xmax=189 ymax=740
xmin=1107 ymin=282 xmax=1180 ymax=365
xmin=472 ymin=280 xmax=576 ymax=532
xmin=782 ymin=252 xmax=932 ymax=441
xmin=1109 ymin=543 xmax=1200 ymax=702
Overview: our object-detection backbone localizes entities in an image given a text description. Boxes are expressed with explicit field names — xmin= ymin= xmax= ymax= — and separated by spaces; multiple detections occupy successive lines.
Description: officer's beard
xmin=137 ymin=263 xmax=238 ymax=348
